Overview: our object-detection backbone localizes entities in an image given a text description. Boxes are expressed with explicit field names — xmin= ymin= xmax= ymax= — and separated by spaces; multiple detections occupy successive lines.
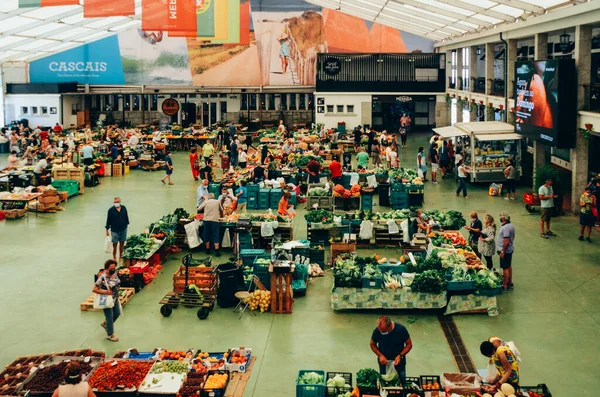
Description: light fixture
xmin=476 ymin=47 xmax=482 ymax=56
xmin=559 ymin=30 xmax=570 ymax=44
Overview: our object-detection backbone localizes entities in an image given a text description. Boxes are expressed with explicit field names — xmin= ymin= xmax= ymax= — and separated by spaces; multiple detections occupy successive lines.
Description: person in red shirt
xmin=306 ymin=158 xmax=321 ymax=183
xmin=39 ymin=129 xmax=49 ymax=141
xmin=329 ymin=156 xmax=343 ymax=186
xmin=53 ymin=123 xmax=63 ymax=133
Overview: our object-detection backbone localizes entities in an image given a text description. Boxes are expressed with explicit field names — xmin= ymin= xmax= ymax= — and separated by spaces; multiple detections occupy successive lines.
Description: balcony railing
xmin=472 ymin=77 xmax=485 ymax=93
xmin=490 ymin=79 xmax=505 ymax=97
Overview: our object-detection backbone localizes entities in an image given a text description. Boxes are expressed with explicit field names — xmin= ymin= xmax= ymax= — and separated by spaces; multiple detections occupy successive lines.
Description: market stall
xmin=434 ymin=122 xmax=523 ymax=183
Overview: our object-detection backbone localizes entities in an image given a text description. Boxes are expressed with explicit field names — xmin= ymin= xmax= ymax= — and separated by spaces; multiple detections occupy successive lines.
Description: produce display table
xmin=0 ymin=193 xmax=42 ymax=210
xmin=331 ymin=287 xmax=447 ymax=310
xmin=445 ymin=294 xmax=499 ymax=316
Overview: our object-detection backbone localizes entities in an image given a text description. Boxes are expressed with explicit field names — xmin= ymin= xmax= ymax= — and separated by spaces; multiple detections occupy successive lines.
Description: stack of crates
xmin=247 ymin=184 xmax=260 ymax=209
xmin=270 ymin=188 xmax=282 ymax=210
xmin=252 ymin=255 xmax=271 ymax=289
xmin=361 ymin=193 xmax=373 ymax=211
xmin=390 ymin=183 xmax=409 ymax=210
xmin=258 ymin=188 xmax=271 ymax=210
xmin=238 ymin=231 xmax=253 ymax=250
xmin=289 ymin=191 xmax=297 ymax=207
xmin=240 ymin=249 xmax=266 ymax=268
xmin=310 ymin=244 xmax=326 ymax=269
xmin=209 ymin=182 xmax=221 ymax=198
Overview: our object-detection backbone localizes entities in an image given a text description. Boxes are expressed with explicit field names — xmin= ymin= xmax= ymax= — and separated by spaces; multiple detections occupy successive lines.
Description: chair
xmin=233 ymin=275 xmax=257 ymax=319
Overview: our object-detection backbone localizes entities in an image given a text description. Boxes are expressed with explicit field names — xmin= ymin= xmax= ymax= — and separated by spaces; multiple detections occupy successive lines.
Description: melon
xmin=501 ymin=384 xmax=516 ymax=396
xmin=494 ymin=392 xmax=505 ymax=397
xmin=483 ymin=394 xmax=493 ymax=397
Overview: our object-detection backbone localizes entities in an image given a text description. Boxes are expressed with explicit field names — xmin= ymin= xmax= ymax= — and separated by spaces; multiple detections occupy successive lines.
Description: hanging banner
xmin=142 ymin=0 xmax=197 ymax=35
xmin=196 ymin=0 xmax=216 ymax=38
xmin=19 ymin=0 xmax=79 ymax=6
xmin=198 ymin=0 xmax=228 ymax=41
xmin=213 ymin=0 xmax=241 ymax=45
xmin=84 ymin=0 xmax=135 ymax=17
xmin=239 ymin=0 xmax=250 ymax=46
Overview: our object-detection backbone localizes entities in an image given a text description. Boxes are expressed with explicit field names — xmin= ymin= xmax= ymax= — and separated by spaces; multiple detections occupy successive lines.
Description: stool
xmin=233 ymin=291 xmax=254 ymax=319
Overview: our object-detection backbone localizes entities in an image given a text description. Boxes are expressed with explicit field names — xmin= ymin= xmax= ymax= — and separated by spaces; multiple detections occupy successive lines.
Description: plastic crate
xmin=270 ymin=188 xmax=283 ymax=208
xmin=391 ymin=182 xmax=406 ymax=191
xmin=247 ymin=190 xmax=259 ymax=209
xmin=357 ymin=386 xmax=379 ymax=396
xmin=477 ymin=286 xmax=502 ymax=296
xmin=362 ymin=276 xmax=383 ymax=289
xmin=419 ymin=375 xmax=441 ymax=391
xmin=402 ymin=377 xmax=422 ymax=391
xmin=309 ymin=229 xmax=330 ymax=246
xmin=361 ymin=194 xmax=373 ymax=211
xmin=209 ymin=182 xmax=222 ymax=198
xmin=291 ymin=279 xmax=307 ymax=294
xmin=379 ymin=264 xmax=407 ymax=274
xmin=325 ymin=372 xmax=352 ymax=397
xmin=446 ymin=280 xmax=475 ymax=291
xmin=51 ymin=180 xmax=79 ymax=197
xmin=296 ymin=370 xmax=326 ymax=397
xmin=519 ymin=384 xmax=552 ymax=397
xmin=201 ymin=370 xmax=229 ymax=397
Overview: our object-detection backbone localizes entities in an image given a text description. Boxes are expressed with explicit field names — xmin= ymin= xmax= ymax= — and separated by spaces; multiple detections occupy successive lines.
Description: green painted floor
xmin=1 ymin=133 xmax=599 ymax=396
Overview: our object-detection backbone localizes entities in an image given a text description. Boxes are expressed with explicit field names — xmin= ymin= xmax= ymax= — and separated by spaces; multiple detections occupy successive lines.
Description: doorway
xmin=371 ymin=95 xmax=435 ymax=131
xmin=181 ymin=103 xmax=196 ymax=127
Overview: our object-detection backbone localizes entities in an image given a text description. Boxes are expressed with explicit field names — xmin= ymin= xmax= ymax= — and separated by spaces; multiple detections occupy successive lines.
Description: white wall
xmin=4 ymin=94 xmax=61 ymax=127
xmin=2 ymin=65 xmax=28 ymax=84
xmin=62 ymin=95 xmax=80 ymax=127
xmin=315 ymin=93 xmax=372 ymax=129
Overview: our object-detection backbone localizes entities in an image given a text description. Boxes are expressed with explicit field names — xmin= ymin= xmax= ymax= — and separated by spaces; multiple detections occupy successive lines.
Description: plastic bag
xmin=261 ymin=221 xmax=279 ymax=237
xmin=506 ymin=341 xmax=522 ymax=362
xmin=400 ymin=219 xmax=410 ymax=243
xmin=387 ymin=220 xmax=399 ymax=234
xmin=381 ymin=362 xmax=398 ymax=382
xmin=366 ymin=174 xmax=378 ymax=188
xmin=93 ymin=293 xmax=114 ymax=310
xmin=485 ymin=361 xmax=498 ymax=384
xmin=104 ymin=236 xmax=113 ymax=254
xmin=184 ymin=220 xmax=201 ymax=249
xmin=417 ymin=168 xmax=424 ymax=178
xmin=359 ymin=220 xmax=374 ymax=240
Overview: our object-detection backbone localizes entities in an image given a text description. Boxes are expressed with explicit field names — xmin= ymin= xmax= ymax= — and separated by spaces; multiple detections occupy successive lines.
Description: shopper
xmin=238 ymin=147 xmax=248 ymax=169
xmin=478 ymin=215 xmax=497 ymax=269
xmin=105 ymin=197 xmax=129 ymax=261
xmin=453 ymin=149 xmax=463 ymax=182
xmin=278 ymin=192 xmax=293 ymax=217
xmin=388 ymin=146 xmax=399 ymax=169
xmin=190 ymin=148 xmax=200 ymax=181
xmin=306 ymin=157 xmax=321 ymax=183
xmin=202 ymin=140 xmax=214 ymax=165
xmin=371 ymin=141 xmax=382 ymax=167
xmin=353 ymin=125 xmax=362 ymax=153
xmin=329 ymin=156 xmax=343 ymax=186
xmin=230 ymin=139 xmax=238 ymax=167
xmin=399 ymin=127 xmax=407 ymax=148
xmin=51 ymin=361 xmax=96 ymax=397
xmin=367 ymin=128 xmax=375 ymax=155
xmin=252 ymin=162 xmax=266 ymax=183
xmin=82 ymin=144 xmax=94 ymax=166
xmin=429 ymin=138 xmax=439 ymax=184
xmin=198 ymin=193 xmax=223 ymax=256
xmin=196 ymin=179 xmax=210 ymax=208
xmin=6 ymin=150 xmax=20 ymax=169
xmin=261 ymin=144 xmax=269 ymax=165
xmin=579 ymin=186 xmax=596 ymax=242
xmin=417 ymin=147 xmax=427 ymax=182
xmin=235 ymin=181 xmax=248 ymax=213
xmin=201 ymin=161 xmax=213 ymax=182
xmin=53 ymin=123 xmax=63 ymax=133
xmin=479 ymin=337 xmax=520 ymax=391
xmin=538 ymin=179 xmax=557 ymax=238
xmin=161 ymin=150 xmax=174 ymax=185
xmin=503 ymin=160 xmax=516 ymax=200
xmin=217 ymin=127 xmax=224 ymax=149
xmin=438 ymin=140 xmax=450 ymax=179
xmin=496 ymin=211 xmax=515 ymax=291
xmin=330 ymin=129 xmax=339 ymax=150
xmin=455 ymin=160 xmax=470 ymax=198
xmin=464 ymin=211 xmax=482 ymax=257
xmin=370 ymin=316 xmax=412 ymax=381
xmin=92 ymin=259 xmax=121 ymax=342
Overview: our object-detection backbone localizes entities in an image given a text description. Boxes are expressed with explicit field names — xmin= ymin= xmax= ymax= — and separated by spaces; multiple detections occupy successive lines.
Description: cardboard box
xmin=225 ymin=347 xmax=252 ymax=372
xmin=39 ymin=195 xmax=60 ymax=205
xmin=58 ymin=191 xmax=69 ymax=201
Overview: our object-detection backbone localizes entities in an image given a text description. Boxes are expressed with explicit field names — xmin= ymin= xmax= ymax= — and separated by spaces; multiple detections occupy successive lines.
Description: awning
xmin=475 ymin=133 xmax=524 ymax=142
xmin=454 ymin=121 xmax=514 ymax=135
xmin=432 ymin=126 xmax=467 ymax=138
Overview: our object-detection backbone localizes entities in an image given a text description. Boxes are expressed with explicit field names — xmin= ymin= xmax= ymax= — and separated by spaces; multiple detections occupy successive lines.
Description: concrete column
xmin=533 ymin=141 xmax=546 ymax=185
xmin=469 ymin=46 xmax=478 ymax=92
xmin=445 ymin=50 xmax=452 ymax=88
xmin=571 ymin=25 xmax=592 ymax=214
xmin=534 ymin=33 xmax=547 ymax=60
xmin=507 ymin=39 xmax=517 ymax=99
xmin=485 ymin=43 xmax=494 ymax=95
xmin=456 ymin=47 xmax=463 ymax=90
xmin=435 ymin=95 xmax=450 ymax=127
xmin=469 ymin=105 xmax=477 ymax=122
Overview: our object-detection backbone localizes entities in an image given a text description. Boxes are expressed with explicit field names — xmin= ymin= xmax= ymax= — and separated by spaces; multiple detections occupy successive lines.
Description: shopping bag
xmin=184 ymin=220 xmax=201 ymax=249
xmin=93 ymin=293 xmax=114 ymax=310
xmin=221 ymin=229 xmax=232 ymax=248
xmin=381 ymin=361 xmax=398 ymax=382
xmin=506 ymin=341 xmax=522 ymax=362
xmin=417 ymin=168 xmax=424 ymax=178
xmin=485 ymin=361 xmax=498 ymax=383
xmin=359 ymin=220 xmax=374 ymax=240
xmin=104 ymin=236 xmax=113 ymax=254
xmin=387 ymin=220 xmax=399 ymax=234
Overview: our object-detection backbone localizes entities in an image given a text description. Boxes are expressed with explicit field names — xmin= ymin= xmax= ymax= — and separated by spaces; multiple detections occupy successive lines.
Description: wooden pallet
xmin=224 ymin=357 xmax=256 ymax=397
xmin=80 ymin=288 xmax=135 ymax=312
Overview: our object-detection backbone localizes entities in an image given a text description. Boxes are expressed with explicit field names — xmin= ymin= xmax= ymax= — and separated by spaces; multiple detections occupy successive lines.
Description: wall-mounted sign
xmin=317 ymin=106 xmax=325 ymax=114
xmin=317 ymin=97 xmax=325 ymax=105
xmin=395 ymin=96 xmax=412 ymax=102
xmin=323 ymin=57 xmax=341 ymax=76
xmin=162 ymin=99 xmax=180 ymax=116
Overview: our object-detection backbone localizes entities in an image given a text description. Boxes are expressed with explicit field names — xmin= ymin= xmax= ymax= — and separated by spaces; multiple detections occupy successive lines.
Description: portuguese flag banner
xmin=19 ymin=0 xmax=79 ymax=6
xmin=84 ymin=0 xmax=135 ymax=17
xmin=142 ymin=0 xmax=197 ymax=35
xmin=213 ymin=0 xmax=241 ymax=45
xmin=196 ymin=0 xmax=215 ymax=38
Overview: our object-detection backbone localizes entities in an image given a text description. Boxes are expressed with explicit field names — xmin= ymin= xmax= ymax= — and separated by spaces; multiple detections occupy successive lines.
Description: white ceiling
xmin=0 ymin=0 xmax=587 ymax=65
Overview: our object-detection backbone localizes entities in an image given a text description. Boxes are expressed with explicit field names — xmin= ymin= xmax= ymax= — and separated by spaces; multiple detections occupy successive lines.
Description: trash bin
xmin=379 ymin=182 xmax=390 ymax=207
xmin=217 ymin=262 xmax=245 ymax=308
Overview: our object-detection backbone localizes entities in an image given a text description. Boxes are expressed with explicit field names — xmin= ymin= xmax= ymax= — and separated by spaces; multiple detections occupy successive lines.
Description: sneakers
xmin=432 ymin=181 xmax=438 ymax=184
xmin=504 ymin=197 xmax=510 ymax=200
xmin=510 ymin=197 xmax=515 ymax=200
xmin=541 ymin=233 xmax=549 ymax=239
xmin=579 ymin=236 xmax=585 ymax=241
xmin=546 ymin=231 xmax=556 ymax=236
xmin=586 ymin=237 xmax=592 ymax=243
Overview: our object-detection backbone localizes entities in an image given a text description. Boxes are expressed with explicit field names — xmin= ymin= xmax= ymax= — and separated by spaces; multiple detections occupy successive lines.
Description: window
xmin=336 ymin=105 xmax=344 ymax=113
xmin=21 ymin=106 xmax=28 ymax=115
xmin=91 ymin=95 xmax=99 ymax=111
xmin=220 ymin=94 xmax=227 ymax=98
xmin=280 ymin=94 xmax=287 ymax=110
xmin=124 ymin=95 xmax=131 ymax=111
xmin=299 ymin=94 xmax=306 ymax=110
xmin=347 ymin=105 xmax=354 ymax=113
xmin=289 ymin=94 xmax=297 ymax=110
xmin=31 ymin=106 xmax=38 ymax=115
xmin=143 ymin=95 xmax=149 ymax=111
xmin=326 ymin=105 xmax=334 ymax=113
xmin=201 ymin=94 xmax=209 ymax=98
xmin=220 ymin=101 xmax=227 ymax=121
xmin=307 ymin=94 xmax=314 ymax=110
xmin=112 ymin=94 xmax=120 ymax=111
xmin=133 ymin=95 xmax=140 ymax=111
xmin=71 ymin=103 xmax=79 ymax=116
xmin=268 ymin=94 xmax=276 ymax=110
xmin=210 ymin=93 xmax=218 ymax=98
xmin=151 ymin=95 xmax=158 ymax=111
xmin=241 ymin=94 xmax=248 ymax=110
xmin=259 ymin=94 xmax=266 ymax=110
xmin=41 ymin=106 xmax=48 ymax=115
xmin=249 ymin=94 xmax=257 ymax=110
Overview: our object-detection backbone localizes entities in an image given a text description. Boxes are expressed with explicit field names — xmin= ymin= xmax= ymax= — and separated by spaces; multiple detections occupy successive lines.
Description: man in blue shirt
xmin=370 ymin=316 xmax=412 ymax=381
xmin=496 ymin=211 xmax=515 ymax=291
xmin=196 ymin=179 xmax=210 ymax=209
xmin=110 ymin=144 xmax=120 ymax=161
xmin=236 ymin=180 xmax=248 ymax=213
xmin=82 ymin=144 xmax=94 ymax=166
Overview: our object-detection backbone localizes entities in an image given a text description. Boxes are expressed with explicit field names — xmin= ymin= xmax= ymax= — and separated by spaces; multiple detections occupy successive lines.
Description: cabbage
xmin=298 ymin=372 xmax=324 ymax=385
xmin=326 ymin=375 xmax=346 ymax=388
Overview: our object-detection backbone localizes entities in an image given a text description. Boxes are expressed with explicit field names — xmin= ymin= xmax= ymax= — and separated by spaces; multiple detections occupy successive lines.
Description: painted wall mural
xmin=29 ymin=0 xmax=434 ymax=87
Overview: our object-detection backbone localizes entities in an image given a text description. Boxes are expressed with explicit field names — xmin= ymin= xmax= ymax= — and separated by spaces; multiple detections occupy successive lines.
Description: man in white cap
xmin=496 ymin=211 xmax=515 ymax=291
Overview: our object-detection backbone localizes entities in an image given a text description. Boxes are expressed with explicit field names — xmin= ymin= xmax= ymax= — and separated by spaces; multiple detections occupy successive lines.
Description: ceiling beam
xmin=390 ymin=0 xmax=493 ymax=27
xmin=492 ymin=0 xmax=546 ymax=14
xmin=0 ymin=8 xmax=84 ymax=37
xmin=384 ymin=2 xmax=477 ymax=33
xmin=433 ymin=0 xmax=515 ymax=22
xmin=376 ymin=12 xmax=455 ymax=37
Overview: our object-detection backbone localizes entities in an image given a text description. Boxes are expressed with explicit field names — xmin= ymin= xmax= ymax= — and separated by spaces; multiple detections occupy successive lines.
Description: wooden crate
xmin=330 ymin=242 xmax=356 ymax=265
xmin=374 ymin=227 xmax=404 ymax=247
xmin=224 ymin=357 xmax=256 ymax=397
xmin=173 ymin=266 xmax=216 ymax=292
xmin=112 ymin=163 xmax=123 ymax=176
xmin=80 ymin=288 xmax=135 ymax=312
xmin=52 ymin=167 xmax=85 ymax=194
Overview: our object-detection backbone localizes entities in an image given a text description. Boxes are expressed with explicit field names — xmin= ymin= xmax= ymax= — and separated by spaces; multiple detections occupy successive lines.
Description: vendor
xmin=306 ymin=157 xmax=321 ymax=183
xmin=202 ymin=140 xmax=215 ymax=165
xmin=267 ymin=155 xmax=277 ymax=180
xmin=330 ymin=129 xmax=339 ymax=150
xmin=370 ymin=316 xmax=412 ymax=381
xmin=109 ymin=143 xmax=120 ymax=162
xmin=277 ymin=192 xmax=293 ymax=217
xmin=51 ymin=361 xmax=96 ymax=397
xmin=196 ymin=179 xmax=210 ymax=208
xmin=329 ymin=156 xmax=343 ymax=186
xmin=415 ymin=209 xmax=430 ymax=233
xmin=261 ymin=144 xmax=269 ymax=165
xmin=218 ymin=187 xmax=236 ymax=215
xmin=82 ymin=143 xmax=94 ymax=166
xmin=236 ymin=181 xmax=248 ymax=213
xmin=252 ymin=162 xmax=266 ymax=183
xmin=238 ymin=147 xmax=248 ymax=169
xmin=480 ymin=337 xmax=520 ymax=391
xmin=5 ymin=150 xmax=21 ymax=169
xmin=33 ymin=153 xmax=49 ymax=186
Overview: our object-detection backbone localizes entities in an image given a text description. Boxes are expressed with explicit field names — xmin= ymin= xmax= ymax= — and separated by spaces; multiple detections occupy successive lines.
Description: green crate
xmin=270 ymin=188 xmax=283 ymax=209
xmin=209 ymin=182 xmax=222 ymax=197
xmin=361 ymin=195 xmax=373 ymax=211
xmin=296 ymin=370 xmax=326 ymax=397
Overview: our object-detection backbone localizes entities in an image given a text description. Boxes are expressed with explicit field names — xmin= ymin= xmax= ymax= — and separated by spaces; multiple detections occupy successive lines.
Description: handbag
xmin=93 ymin=278 xmax=115 ymax=309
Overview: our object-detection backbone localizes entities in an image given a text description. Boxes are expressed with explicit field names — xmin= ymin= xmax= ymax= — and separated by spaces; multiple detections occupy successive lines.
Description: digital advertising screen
xmin=514 ymin=59 xmax=576 ymax=148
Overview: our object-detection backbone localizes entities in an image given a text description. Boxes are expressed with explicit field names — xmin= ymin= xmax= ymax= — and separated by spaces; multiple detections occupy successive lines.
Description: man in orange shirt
xmin=329 ymin=156 xmax=343 ymax=186
xmin=278 ymin=192 xmax=292 ymax=217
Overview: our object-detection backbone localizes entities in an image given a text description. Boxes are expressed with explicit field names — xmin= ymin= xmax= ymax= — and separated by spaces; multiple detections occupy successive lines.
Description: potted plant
xmin=535 ymin=164 xmax=572 ymax=215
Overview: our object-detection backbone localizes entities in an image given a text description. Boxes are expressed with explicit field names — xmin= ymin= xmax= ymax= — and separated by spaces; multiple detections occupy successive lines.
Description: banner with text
xmin=84 ymin=0 xmax=135 ymax=17
xmin=142 ymin=0 xmax=197 ymax=36
xmin=19 ymin=0 xmax=79 ymax=6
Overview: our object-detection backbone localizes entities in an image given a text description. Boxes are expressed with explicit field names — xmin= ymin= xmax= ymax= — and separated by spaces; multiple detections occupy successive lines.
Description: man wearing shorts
xmin=429 ymin=138 xmax=439 ymax=184
xmin=538 ymin=179 xmax=557 ymax=238
xmin=496 ymin=211 xmax=515 ymax=291
xmin=198 ymin=193 xmax=223 ymax=257
xmin=105 ymin=197 xmax=129 ymax=261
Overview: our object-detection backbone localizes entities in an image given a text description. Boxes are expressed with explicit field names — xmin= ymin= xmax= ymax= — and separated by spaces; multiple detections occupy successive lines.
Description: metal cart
xmin=159 ymin=254 xmax=216 ymax=320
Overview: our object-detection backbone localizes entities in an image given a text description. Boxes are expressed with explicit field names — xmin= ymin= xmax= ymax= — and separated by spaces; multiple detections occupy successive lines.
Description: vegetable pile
xmin=295 ymin=155 xmax=322 ymax=168
xmin=158 ymin=350 xmax=193 ymax=361
xmin=149 ymin=360 xmax=188 ymax=374
xmin=24 ymin=361 xmax=94 ymax=392
xmin=122 ymin=235 xmax=155 ymax=259
xmin=333 ymin=254 xmax=362 ymax=288
xmin=307 ymin=186 xmax=330 ymax=196
xmin=389 ymin=168 xmax=418 ymax=181
xmin=423 ymin=209 xmax=467 ymax=230
xmin=304 ymin=209 xmax=333 ymax=224
xmin=297 ymin=371 xmax=324 ymax=385
xmin=410 ymin=270 xmax=446 ymax=293
xmin=356 ymin=368 xmax=379 ymax=388
xmin=88 ymin=360 xmax=153 ymax=390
